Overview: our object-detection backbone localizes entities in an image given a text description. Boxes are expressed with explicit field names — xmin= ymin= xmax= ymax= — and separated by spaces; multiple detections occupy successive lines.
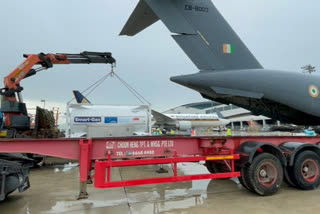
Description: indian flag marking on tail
xmin=223 ymin=44 xmax=234 ymax=54
xmin=309 ymin=85 xmax=319 ymax=98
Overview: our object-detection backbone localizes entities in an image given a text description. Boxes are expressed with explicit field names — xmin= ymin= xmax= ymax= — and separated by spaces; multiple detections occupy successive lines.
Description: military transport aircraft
xmin=120 ymin=0 xmax=320 ymax=125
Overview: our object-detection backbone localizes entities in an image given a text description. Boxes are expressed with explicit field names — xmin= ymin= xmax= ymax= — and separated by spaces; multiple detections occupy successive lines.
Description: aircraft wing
xmin=151 ymin=110 xmax=176 ymax=125
xmin=228 ymin=115 xmax=269 ymax=122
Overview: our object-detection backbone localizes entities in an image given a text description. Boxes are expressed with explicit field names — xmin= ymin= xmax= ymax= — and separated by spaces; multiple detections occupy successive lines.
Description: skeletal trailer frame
xmin=0 ymin=136 xmax=319 ymax=199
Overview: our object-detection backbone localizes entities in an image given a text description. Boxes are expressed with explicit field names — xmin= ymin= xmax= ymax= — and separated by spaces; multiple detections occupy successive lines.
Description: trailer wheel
xmin=289 ymin=151 xmax=320 ymax=190
xmin=205 ymin=161 xmax=215 ymax=173
xmin=239 ymin=164 xmax=254 ymax=192
xmin=248 ymin=153 xmax=283 ymax=196
xmin=283 ymin=168 xmax=296 ymax=187
xmin=205 ymin=161 xmax=229 ymax=173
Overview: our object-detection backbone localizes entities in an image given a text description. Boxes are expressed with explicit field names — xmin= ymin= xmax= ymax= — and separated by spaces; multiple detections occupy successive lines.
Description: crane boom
xmin=2 ymin=51 xmax=115 ymax=97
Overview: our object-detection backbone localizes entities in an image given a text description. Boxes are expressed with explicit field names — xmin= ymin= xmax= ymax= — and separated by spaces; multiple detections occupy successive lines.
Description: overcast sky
xmin=1 ymin=0 xmax=320 ymax=113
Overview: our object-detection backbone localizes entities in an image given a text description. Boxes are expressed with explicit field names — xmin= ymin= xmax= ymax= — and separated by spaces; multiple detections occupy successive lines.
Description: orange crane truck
xmin=0 ymin=51 xmax=115 ymax=201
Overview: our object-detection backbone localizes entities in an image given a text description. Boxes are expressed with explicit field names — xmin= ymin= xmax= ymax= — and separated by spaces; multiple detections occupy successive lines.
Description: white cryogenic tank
xmin=66 ymin=104 xmax=152 ymax=137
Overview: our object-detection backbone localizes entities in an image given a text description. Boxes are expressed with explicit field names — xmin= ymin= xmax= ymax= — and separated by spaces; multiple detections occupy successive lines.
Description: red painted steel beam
xmin=94 ymin=154 xmax=240 ymax=189
xmin=200 ymin=136 xmax=320 ymax=148
xmin=79 ymin=139 xmax=93 ymax=182
xmin=97 ymin=155 xmax=240 ymax=167
xmin=0 ymin=136 xmax=318 ymax=161
xmin=0 ymin=139 xmax=80 ymax=160
xmin=0 ymin=137 xmax=204 ymax=160
xmin=95 ymin=172 xmax=241 ymax=188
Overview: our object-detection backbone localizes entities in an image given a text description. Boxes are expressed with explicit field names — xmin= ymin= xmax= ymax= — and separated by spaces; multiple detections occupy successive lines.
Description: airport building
xmin=164 ymin=101 xmax=274 ymax=130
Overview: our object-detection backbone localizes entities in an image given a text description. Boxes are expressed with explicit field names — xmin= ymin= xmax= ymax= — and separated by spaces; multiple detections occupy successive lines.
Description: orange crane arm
xmin=0 ymin=51 xmax=115 ymax=131
xmin=3 ymin=54 xmax=68 ymax=91
xmin=1 ymin=51 xmax=115 ymax=98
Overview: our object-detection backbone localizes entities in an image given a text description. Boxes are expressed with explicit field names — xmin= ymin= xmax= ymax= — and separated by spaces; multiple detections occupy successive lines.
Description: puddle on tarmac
xmin=53 ymin=162 xmax=79 ymax=173
xmin=44 ymin=199 xmax=129 ymax=213
xmin=0 ymin=159 xmax=244 ymax=214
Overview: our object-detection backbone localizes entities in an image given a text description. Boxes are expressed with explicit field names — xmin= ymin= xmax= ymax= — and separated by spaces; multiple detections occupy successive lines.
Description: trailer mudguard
xmin=237 ymin=141 xmax=286 ymax=166
xmin=279 ymin=142 xmax=320 ymax=166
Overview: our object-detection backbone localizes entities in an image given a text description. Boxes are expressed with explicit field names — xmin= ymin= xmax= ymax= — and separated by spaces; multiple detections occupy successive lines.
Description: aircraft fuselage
xmin=171 ymin=69 xmax=320 ymax=125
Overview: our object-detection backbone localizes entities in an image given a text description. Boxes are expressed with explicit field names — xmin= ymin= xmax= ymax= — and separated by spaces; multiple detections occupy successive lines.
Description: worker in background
xmin=170 ymin=129 xmax=175 ymax=135
xmin=227 ymin=128 xmax=232 ymax=136
xmin=0 ymin=111 xmax=5 ymax=137
xmin=0 ymin=111 xmax=3 ymax=129
xmin=154 ymin=128 xmax=163 ymax=135
xmin=304 ymin=127 xmax=316 ymax=136
xmin=152 ymin=128 xmax=158 ymax=135
xmin=162 ymin=128 xmax=167 ymax=135
xmin=191 ymin=128 xmax=196 ymax=136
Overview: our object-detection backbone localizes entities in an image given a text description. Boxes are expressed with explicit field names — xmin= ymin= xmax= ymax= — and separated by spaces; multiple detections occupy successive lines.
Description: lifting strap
xmin=68 ymin=66 xmax=151 ymax=105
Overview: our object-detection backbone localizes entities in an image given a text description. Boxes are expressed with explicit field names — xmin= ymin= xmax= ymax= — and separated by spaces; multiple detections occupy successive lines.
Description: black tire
xmin=239 ymin=164 xmax=254 ymax=192
xmin=289 ymin=151 xmax=320 ymax=190
xmin=205 ymin=161 xmax=215 ymax=173
xmin=283 ymin=167 xmax=296 ymax=187
xmin=205 ymin=161 xmax=229 ymax=173
xmin=248 ymin=153 xmax=283 ymax=196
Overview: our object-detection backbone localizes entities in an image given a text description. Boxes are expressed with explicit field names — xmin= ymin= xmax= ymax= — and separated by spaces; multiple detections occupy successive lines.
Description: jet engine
xmin=176 ymin=121 xmax=192 ymax=131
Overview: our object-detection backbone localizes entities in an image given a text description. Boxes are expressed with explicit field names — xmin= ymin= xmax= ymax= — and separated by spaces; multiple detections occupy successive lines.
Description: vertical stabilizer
xmin=214 ymin=109 xmax=225 ymax=119
xmin=121 ymin=0 xmax=262 ymax=70
xmin=73 ymin=90 xmax=91 ymax=104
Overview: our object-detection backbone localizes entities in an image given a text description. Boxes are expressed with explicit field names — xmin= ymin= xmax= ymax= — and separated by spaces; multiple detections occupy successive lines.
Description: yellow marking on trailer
xmin=0 ymin=131 xmax=7 ymax=137
xmin=206 ymin=155 xmax=234 ymax=161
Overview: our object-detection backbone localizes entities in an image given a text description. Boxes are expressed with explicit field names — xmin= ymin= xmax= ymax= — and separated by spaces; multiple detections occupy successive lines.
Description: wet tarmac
xmin=1 ymin=162 xmax=320 ymax=214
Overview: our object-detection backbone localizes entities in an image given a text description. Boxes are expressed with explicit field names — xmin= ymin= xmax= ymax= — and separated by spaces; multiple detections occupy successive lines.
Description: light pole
xmin=41 ymin=100 xmax=46 ymax=109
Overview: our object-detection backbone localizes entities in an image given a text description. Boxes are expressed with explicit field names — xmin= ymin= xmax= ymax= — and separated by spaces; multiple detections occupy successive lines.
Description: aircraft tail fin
xmin=121 ymin=0 xmax=262 ymax=71
xmin=214 ymin=109 xmax=225 ymax=119
xmin=73 ymin=90 xmax=91 ymax=104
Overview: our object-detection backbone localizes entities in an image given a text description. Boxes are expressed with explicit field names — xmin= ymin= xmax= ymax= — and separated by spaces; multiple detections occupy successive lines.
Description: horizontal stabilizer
xmin=120 ymin=0 xmax=159 ymax=36
xmin=211 ymin=86 xmax=264 ymax=99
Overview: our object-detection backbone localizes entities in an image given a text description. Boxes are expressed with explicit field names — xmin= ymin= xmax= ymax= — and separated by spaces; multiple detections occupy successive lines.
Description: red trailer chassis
xmin=0 ymin=135 xmax=320 ymax=198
